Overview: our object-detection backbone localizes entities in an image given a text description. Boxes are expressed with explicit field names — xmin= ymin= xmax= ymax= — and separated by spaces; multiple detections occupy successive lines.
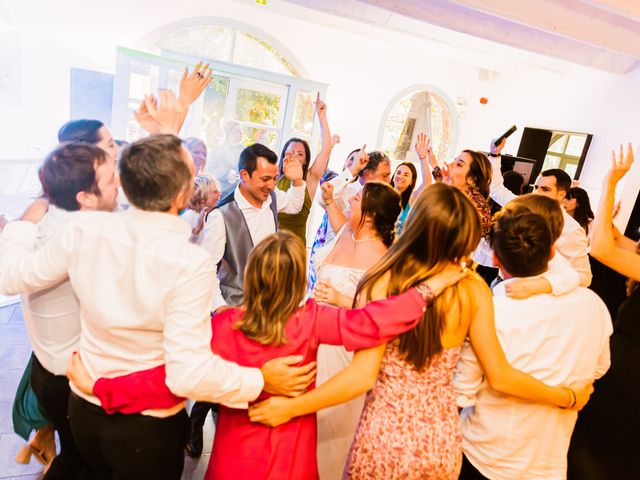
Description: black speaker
xmin=517 ymin=127 xmax=553 ymax=162
xmin=624 ymin=190 xmax=640 ymax=242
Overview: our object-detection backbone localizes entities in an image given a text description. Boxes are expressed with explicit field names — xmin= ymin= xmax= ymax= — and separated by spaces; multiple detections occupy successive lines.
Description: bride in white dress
xmin=311 ymin=181 xmax=402 ymax=479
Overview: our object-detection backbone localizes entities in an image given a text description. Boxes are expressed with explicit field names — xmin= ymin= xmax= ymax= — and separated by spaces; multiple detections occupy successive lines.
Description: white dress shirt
xmin=19 ymin=205 xmax=80 ymax=375
xmin=488 ymin=155 xmax=592 ymax=287
xmin=456 ymin=279 xmax=612 ymax=480
xmin=0 ymin=208 xmax=264 ymax=417
xmin=201 ymin=182 xmax=305 ymax=311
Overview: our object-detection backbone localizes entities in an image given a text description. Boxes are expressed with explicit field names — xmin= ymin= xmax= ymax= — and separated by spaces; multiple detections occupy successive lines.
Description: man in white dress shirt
xmin=488 ymin=139 xmax=592 ymax=286
xmin=202 ymin=142 xmax=305 ymax=311
xmin=0 ymin=135 xmax=312 ymax=479
xmin=456 ymin=208 xmax=611 ymax=480
xmin=19 ymin=142 xmax=120 ymax=479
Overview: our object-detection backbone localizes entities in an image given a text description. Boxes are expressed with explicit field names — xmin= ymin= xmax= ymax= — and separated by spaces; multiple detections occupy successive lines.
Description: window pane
xmin=381 ymin=91 xmax=453 ymax=164
xmin=542 ymin=154 xmax=561 ymax=171
xmin=291 ymin=91 xmax=315 ymax=136
xmin=128 ymin=61 xmax=159 ymax=109
xmin=152 ymin=25 xmax=233 ymax=62
xmin=201 ymin=76 xmax=229 ymax=147
xmin=235 ymin=88 xmax=282 ymax=127
xmin=548 ymin=135 xmax=567 ymax=154
xmin=233 ymin=32 xmax=299 ymax=76
xmin=240 ymin=126 xmax=278 ymax=151
xmin=566 ymin=134 xmax=587 ymax=157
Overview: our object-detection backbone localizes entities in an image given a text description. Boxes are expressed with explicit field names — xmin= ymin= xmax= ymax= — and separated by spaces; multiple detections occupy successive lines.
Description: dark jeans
xmin=30 ymin=354 xmax=88 ymax=479
xmin=68 ymin=393 xmax=189 ymax=480
xmin=459 ymin=454 xmax=491 ymax=480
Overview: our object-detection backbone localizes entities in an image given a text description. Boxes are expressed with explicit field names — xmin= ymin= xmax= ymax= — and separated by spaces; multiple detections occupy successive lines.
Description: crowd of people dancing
xmin=0 ymin=63 xmax=639 ymax=480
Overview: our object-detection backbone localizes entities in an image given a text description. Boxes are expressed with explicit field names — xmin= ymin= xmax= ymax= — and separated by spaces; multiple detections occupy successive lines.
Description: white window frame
xmin=112 ymin=47 xmax=327 ymax=158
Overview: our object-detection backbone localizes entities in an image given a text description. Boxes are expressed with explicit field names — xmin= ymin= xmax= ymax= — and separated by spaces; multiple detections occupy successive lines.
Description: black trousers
xmin=68 ymin=393 xmax=189 ymax=480
xmin=189 ymin=401 xmax=219 ymax=430
xmin=459 ymin=454 xmax=491 ymax=480
xmin=30 ymin=354 xmax=88 ymax=479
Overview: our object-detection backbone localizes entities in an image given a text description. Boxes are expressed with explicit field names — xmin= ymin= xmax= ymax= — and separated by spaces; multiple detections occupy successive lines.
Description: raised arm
xmin=320 ymin=182 xmax=347 ymax=233
xmin=305 ymin=93 xmax=333 ymax=199
xmin=466 ymin=277 xmax=591 ymax=409
xmin=275 ymin=153 xmax=306 ymax=214
xmin=134 ymin=64 xmax=211 ymax=136
xmin=590 ymin=144 xmax=640 ymax=281
xmin=412 ymin=133 xmax=435 ymax=203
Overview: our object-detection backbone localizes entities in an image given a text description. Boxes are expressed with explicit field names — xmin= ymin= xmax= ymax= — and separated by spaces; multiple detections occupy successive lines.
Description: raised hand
xmin=606 ymin=143 xmax=634 ymax=186
xmin=490 ymin=137 xmax=506 ymax=156
xmin=179 ymin=62 xmax=212 ymax=108
xmin=349 ymin=144 xmax=369 ymax=176
xmin=260 ymin=356 xmax=316 ymax=397
xmin=414 ymin=133 xmax=437 ymax=168
xmin=320 ymin=182 xmax=334 ymax=205
xmin=331 ymin=134 xmax=341 ymax=147
xmin=133 ymin=95 xmax=161 ymax=135
xmin=141 ymin=90 xmax=187 ymax=136
xmin=314 ymin=92 xmax=327 ymax=118
xmin=283 ymin=152 xmax=304 ymax=185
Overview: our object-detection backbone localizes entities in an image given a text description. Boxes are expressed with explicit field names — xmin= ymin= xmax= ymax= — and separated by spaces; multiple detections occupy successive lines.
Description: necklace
xmin=351 ymin=232 xmax=378 ymax=244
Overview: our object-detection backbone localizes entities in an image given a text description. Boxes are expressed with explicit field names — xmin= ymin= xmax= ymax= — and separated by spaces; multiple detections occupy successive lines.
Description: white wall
xmin=1 ymin=0 xmax=639 ymax=224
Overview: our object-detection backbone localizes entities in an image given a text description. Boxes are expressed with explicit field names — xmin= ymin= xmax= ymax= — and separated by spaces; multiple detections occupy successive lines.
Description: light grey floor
xmin=0 ymin=303 xmax=213 ymax=480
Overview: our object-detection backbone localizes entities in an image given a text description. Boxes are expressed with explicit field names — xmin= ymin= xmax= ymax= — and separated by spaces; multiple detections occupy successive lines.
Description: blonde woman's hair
xmin=238 ymin=231 xmax=307 ymax=346
xmin=355 ymin=183 xmax=482 ymax=370
xmin=189 ymin=174 xmax=220 ymax=211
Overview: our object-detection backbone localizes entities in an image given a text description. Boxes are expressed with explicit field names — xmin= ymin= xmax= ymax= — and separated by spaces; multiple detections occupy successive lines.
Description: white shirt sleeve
xmin=201 ymin=210 xmax=227 ymax=312
xmin=556 ymin=226 xmax=592 ymax=287
xmin=455 ymin=339 xmax=485 ymax=408
xmin=319 ymin=169 xmax=356 ymax=207
xmin=162 ymin=254 xmax=264 ymax=407
xmin=274 ymin=181 xmax=306 ymax=214
xmin=541 ymin=251 xmax=580 ymax=296
xmin=489 ymin=155 xmax=517 ymax=207
xmin=0 ymin=221 xmax=71 ymax=295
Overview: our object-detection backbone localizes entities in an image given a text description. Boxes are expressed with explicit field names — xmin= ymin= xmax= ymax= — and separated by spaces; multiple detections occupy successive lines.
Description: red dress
xmin=92 ymin=290 xmax=428 ymax=480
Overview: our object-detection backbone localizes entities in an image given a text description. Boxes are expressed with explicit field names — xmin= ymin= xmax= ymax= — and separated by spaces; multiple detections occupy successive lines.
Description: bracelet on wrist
xmin=415 ymin=282 xmax=436 ymax=307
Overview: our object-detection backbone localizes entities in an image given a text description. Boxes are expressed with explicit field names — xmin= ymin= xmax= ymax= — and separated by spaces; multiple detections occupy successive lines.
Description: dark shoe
xmin=185 ymin=424 xmax=203 ymax=458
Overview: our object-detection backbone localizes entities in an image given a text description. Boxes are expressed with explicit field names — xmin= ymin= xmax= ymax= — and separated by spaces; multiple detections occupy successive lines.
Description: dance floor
xmin=0 ymin=303 xmax=213 ymax=480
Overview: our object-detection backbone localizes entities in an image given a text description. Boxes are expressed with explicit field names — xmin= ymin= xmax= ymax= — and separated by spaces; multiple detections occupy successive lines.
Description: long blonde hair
xmin=355 ymin=183 xmax=482 ymax=370
xmin=238 ymin=231 xmax=307 ymax=346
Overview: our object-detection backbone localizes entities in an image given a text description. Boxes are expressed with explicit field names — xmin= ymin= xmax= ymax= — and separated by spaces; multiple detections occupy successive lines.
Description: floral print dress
xmin=344 ymin=343 xmax=463 ymax=479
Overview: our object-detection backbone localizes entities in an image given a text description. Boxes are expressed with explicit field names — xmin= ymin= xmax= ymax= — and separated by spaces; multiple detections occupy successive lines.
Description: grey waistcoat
xmin=217 ymin=190 xmax=279 ymax=306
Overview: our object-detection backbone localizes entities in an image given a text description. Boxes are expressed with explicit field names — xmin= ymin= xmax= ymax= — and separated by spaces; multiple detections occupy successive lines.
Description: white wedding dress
xmin=313 ymin=226 xmax=367 ymax=480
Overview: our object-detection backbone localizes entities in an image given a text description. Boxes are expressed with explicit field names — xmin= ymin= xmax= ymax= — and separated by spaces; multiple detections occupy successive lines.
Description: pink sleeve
xmin=312 ymin=288 xmax=426 ymax=350
xmin=93 ymin=365 xmax=184 ymax=414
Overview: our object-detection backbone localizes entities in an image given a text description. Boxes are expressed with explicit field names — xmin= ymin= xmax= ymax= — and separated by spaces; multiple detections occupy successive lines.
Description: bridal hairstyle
xmin=355 ymin=183 xmax=482 ymax=370
xmin=238 ymin=231 xmax=307 ymax=346
xmin=357 ymin=181 xmax=402 ymax=248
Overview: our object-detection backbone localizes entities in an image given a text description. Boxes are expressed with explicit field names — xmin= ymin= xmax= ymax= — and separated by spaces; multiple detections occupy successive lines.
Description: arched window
xmin=378 ymin=87 xmax=458 ymax=170
xmin=144 ymin=20 xmax=302 ymax=77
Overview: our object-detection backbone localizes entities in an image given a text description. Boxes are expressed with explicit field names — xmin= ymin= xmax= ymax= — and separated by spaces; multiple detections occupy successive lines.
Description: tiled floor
xmin=0 ymin=303 xmax=213 ymax=480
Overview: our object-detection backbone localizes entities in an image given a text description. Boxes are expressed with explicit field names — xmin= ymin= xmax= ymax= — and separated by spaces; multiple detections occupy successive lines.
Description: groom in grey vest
xmin=202 ymin=142 xmax=305 ymax=311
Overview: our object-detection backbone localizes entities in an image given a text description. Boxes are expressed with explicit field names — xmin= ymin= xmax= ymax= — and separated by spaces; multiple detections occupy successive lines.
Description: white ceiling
xmin=283 ymin=0 xmax=640 ymax=73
